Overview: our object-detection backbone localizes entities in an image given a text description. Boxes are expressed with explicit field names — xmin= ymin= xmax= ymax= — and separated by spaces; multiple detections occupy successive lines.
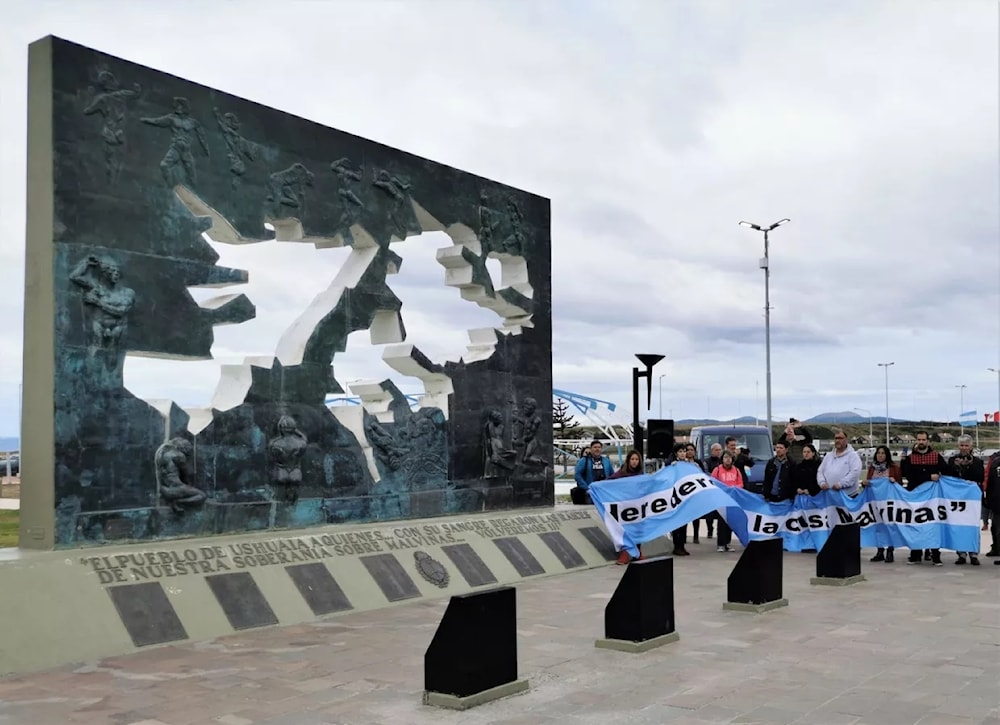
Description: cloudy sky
xmin=0 ymin=0 xmax=998 ymax=437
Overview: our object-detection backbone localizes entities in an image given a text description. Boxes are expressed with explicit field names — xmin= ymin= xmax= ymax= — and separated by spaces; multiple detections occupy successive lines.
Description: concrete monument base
xmin=0 ymin=505 xmax=613 ymax=676
xmin=423 ymin=678 xmax=530 ymax=710
xmin=810 ymin=574 xmax=867 ymax=586
xmin=594 ymin=631 xmax=680 ymax=653
xmin=722 ymin=598 xmax=789 ymax=613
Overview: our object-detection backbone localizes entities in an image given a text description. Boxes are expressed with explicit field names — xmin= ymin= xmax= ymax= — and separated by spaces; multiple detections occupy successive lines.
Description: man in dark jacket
xmin=985 ymin=453 xmax=1000 ymax=563
xmin=900 ymin=431 xmax=950 ymax=565
xmin=777 ymin=418 xmax=813 ymax=464
xmin=947 ymin=435 xmax=984 ymax=565
xmin=762 ymin=442 xmax=796 ymax=502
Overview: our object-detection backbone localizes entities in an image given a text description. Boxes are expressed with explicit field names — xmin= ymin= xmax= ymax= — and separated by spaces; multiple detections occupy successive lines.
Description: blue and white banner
xmin=959 ymin=410 xmax=978 ymax=428
xmin=591 ymin=468 xmax=982 ymax=556
xmin=588 ymin=462 xmax=733 ymax=558
xmin=721 ymin=477 xmax=982 ymax=553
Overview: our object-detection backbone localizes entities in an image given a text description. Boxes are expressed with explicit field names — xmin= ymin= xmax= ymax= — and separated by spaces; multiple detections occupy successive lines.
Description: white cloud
xmin=0 ymin=0 xmax=997 ymax=437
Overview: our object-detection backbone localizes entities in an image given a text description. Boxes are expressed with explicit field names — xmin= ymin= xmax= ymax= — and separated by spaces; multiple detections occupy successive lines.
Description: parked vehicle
xmin=3 ymin=455 xmax=18 ymax=476
xmin=689 ymin=425 xmax=774 ymax=492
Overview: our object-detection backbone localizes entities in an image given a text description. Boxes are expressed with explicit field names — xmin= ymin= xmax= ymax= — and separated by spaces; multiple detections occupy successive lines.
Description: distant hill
xmin=804 ymin=412 xmax=908 ymax=424
xmin=676 ymin=417 xmax=760 ymax=426
xmin=675 ymin=413 xmax=911 ymax=427
xmin=0 ymin=437 xmax=18 ymax=452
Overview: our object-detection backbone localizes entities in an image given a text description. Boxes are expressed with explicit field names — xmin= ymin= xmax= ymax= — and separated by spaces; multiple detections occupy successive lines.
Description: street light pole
xmin=854 ymin=407 xmax=872 ymax=444
xmin=955 ymin=384 xmax=967 ymax=426
xmin=989 ymin=368 xmax=1000 ymax=447
xmin=739 ymin=218 xmax=790 ymax=439
xmin=877 ymin=362 xmax=895 ymax=445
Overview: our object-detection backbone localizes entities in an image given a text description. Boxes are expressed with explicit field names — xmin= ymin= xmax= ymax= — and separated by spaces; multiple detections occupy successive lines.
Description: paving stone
xmin=0 ymin=537 xmax=998 ymax=724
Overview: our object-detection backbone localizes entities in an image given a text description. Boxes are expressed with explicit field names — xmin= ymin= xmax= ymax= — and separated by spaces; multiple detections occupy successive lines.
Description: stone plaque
xmin=579 ymin=526 xmax=617 ymax=561
xmin=442 ymin=543 xmax=498 ymax=587
xmin=107 ymin=582 xmax=188 ymax=647
xmin=539 ymin=531 xmax=586 ymax=569
xmin=205 ymin=572 xmax=279 ymax=630
xmin=493 ymin=536 xmax=545 ymax=577
xmin=360 ymin=553 xmax=421 ymax=602
xmin=285 ymin=562 xmax=353 ymax=616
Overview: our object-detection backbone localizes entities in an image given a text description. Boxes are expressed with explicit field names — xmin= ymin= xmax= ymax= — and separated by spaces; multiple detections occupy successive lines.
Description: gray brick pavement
xmin=1 ymin=534 xmax=998 ymax=725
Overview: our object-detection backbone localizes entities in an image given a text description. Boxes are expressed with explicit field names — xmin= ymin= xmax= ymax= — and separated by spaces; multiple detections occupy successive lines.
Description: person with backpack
xmin=572 ymin=440 xmax=614 ymax=505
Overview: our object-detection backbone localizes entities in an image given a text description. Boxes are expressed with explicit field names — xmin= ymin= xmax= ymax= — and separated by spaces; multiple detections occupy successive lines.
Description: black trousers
xmin=717 ymin=518 xmax=733 ymax=547
xmin=672 ymin=526 xmax=687 ymax=550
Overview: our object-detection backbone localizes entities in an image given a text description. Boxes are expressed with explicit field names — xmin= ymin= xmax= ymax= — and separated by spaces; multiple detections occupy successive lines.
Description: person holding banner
xmin=763 ymin=442 xmax=796 ymax=502
xmin=686 ymin=442 xmax=715 ymax=543
xmin=817 ymin=430 xmax=862 ymax=496
xmin=901 ymin=431 xmax=949 ymax=566
xmin=867 ymin=445 xmax=903 ymax=563
xmin=610 ymin=450 xmax=645 ymax=564
xmin=792 ymin=444 xmax=821 ymax=496
xmin=948 ymin=436 xmax=984 ymax=565
xmin=711 ymin=451 xmax=743 ymax=552
xmin=984 ymin=453 xmax=1000 ymax=563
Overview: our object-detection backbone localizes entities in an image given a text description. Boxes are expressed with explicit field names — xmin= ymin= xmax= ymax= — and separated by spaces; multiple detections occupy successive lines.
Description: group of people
xmin=571 ymin=425 xmax=1000 ymax=568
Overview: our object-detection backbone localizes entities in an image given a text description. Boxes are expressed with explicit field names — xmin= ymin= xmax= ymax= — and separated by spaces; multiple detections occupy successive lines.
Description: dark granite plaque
xmin=205 ymin=572 xmax=279 ymax=630
xmin=442 ymin=543 xmax=498 ymax=587
xmin=360 ymin=553 xmax=421 ymax=602
xmin=605 ymin=556 xmax=675 ymax=642
xmin=493 ymin=537 xmax=545 ymax=577
xmin=728 ymin=538 xmax=783 ymax=605
xmin=285 ymin=562 xmax=353 ymax=616
xmin=579 ymin=526 xmax=617 ymax=561
xmin=107 ymin=582 xmax=188 ymax=647
xmin=539 ymin=531 xmax=586 ymax=569
xmin=425 ymin=587 xmax=518 ymax=697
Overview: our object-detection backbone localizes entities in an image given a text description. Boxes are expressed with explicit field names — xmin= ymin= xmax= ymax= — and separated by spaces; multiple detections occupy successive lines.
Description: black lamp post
xmin=632 ymin=354 xmax=664 ymax=459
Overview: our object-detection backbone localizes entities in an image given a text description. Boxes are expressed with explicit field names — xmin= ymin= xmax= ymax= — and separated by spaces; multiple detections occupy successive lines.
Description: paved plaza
xmin=0 ymin=531 xmax=998 ymax=725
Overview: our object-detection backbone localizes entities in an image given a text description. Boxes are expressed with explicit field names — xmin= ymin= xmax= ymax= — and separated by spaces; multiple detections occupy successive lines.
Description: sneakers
xmin=717 ymin=545 xmax=733 ymax=552
xmin=907 ymin=555 xmax=921 ymax=565
xmin=870 ymin=550 xmax=885 ymax=562
xmin=956 ymin=555 xmax=967 ymax=565
xmin=932 ymin=555 xmax=943 ymax=567
xmin=970 ymin=556 xmax=980 ymax=566
xmin=924 ymin=550 xmax=933 ymax=562
xmin=615 ymin=550 xmax=630 ymax=565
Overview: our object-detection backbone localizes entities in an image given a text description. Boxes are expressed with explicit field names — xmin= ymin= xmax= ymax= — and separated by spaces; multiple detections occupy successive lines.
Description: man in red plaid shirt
xmin=900 ymin=431 xmax=950 ymax=566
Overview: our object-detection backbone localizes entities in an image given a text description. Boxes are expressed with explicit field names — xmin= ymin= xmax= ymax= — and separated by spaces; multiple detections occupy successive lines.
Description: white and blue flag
xmin=959 ymin=410 xmax=978 ymax=428
xmin=588 ymin=462 xmax=733 ymax=558
xmin=591 ymin=470 xmax=982 ymax=556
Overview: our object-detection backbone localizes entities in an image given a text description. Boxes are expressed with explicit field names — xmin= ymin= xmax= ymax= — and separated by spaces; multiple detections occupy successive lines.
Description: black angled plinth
xmin=423 ymin=586 xmax=529 ymax=710
xmin=723 ymin=538 xmax=789 ymax=613
xmin=812 ymin=522 xmax=866 ymax=586
xmin=595 ymin=555 xmax=679 ymax=653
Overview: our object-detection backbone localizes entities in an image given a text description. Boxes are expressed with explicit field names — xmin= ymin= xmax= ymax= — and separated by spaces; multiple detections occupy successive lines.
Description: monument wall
xmin=21 ymin=36 xmax=552 ymax=550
